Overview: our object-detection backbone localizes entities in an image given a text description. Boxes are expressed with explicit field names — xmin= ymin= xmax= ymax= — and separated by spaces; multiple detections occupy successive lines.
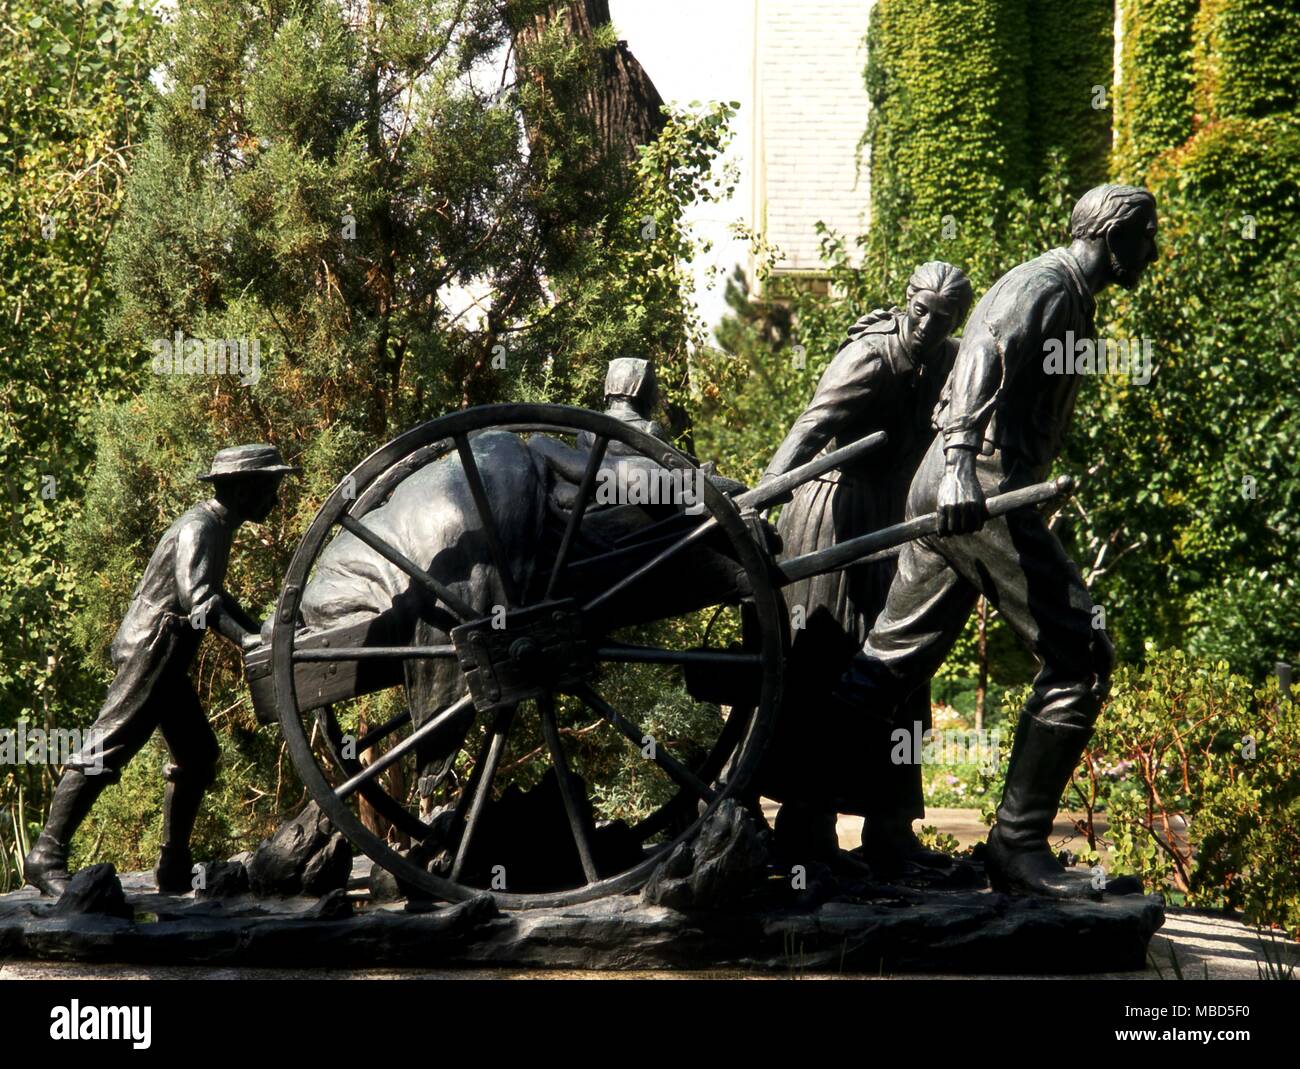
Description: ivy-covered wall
xmin=1112 ymin=0 xmax=1198 ymax=181
xmin=1104 ymin=0 xmax=1300 ymax=669
xmin=1192 ymin=0 xmax=1300 ymax=122
xmin=865 ymin=0 xmax=1031 ymax=238
xmin=865 ymin=0 xmax=1112 ymax=239
xmin=1024 ymin=0 xmax=1114 ymax=193
xmin=1116 ymin=0 xmax=1300 ymax=199
xmin=1119 ymin=0 xmax=1300 ymax=246
xmin=1172 ymin=0 xmax=1300 ymax=257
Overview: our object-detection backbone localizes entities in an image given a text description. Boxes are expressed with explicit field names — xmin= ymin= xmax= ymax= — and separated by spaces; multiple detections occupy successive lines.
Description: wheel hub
xmin=451 ymin=599 xmax=594 ymax=712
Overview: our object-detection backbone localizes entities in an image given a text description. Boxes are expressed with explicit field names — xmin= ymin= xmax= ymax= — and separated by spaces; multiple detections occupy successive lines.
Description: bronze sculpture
xmin=829 ymin=184 xmax=1159 ymax=897
xmin=593 ymin=357 xmax=667 ymax=442
xmin=757 ymin=262 xmax=973 ymax=874
xmin=23 ymin=445 xmax=298 ymax=896
xmin=23 ymin=183 xmax=1149 ymax=910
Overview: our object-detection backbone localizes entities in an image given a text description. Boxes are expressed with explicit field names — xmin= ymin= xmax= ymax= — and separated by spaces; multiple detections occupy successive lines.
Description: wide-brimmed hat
xmin=198 ymin=444 xmax=301 ymax=482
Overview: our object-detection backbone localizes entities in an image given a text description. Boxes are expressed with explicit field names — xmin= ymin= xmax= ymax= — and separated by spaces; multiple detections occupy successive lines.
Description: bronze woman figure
xmin=757 ymin=261 xmax=974 ymax=873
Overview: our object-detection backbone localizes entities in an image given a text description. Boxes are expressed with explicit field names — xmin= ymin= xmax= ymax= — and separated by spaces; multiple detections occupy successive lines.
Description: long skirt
xmin=756 ymin=468 xmax=930 ymax=818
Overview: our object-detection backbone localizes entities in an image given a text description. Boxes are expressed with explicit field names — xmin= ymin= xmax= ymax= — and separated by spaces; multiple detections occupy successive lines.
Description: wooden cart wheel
xmin=271 ymin=404 xmax=784 ymax=909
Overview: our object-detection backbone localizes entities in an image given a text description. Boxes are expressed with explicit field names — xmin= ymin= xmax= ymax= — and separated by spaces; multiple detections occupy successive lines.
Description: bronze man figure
xmin=831 ymin=185 xmax=1159 ymax=897
xmin=23 ymin=444 xmax=298 ymax=896
xmin=758 ymin=262 xmax=973 ymax=872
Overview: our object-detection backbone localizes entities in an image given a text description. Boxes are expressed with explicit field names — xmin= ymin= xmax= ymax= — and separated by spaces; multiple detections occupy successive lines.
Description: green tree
xmin=0 ymin=0 xmax=159 ymax=888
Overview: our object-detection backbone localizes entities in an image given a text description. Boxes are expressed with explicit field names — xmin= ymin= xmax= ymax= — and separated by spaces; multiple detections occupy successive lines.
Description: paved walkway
xmin=766 ymin=802 xmax=1109 ymax=859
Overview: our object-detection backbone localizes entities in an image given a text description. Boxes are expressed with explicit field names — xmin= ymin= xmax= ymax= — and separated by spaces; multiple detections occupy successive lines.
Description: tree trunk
xmin=510 ymin=1 xmax=694 ymax=447
xmin=511 ymin=0 xmax=666 ymax=167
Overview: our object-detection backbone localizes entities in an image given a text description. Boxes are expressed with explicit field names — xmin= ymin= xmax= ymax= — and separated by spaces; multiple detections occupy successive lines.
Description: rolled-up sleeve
xmin=174 ymin=521 xmax=223 ymax=617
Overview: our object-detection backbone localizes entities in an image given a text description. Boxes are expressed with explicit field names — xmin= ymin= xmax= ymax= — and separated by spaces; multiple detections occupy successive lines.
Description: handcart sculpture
xmin=244 ymin=402 xmax=1071 ymax=910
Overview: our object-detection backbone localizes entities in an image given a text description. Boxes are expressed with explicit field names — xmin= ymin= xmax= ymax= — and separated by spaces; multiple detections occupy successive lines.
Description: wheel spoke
xmin=317 ymin=707 xmax=430 ymax=841
xmin=629 ymin=703 xmax=754 ymax=842
xmin=581 ymin=513 xmax=719 ymax=614
xmin=536 ymin=693 xmax=600 ymax=884
xmin=595 ymin=643 xmax=761 ymax=667
xmin=354 ymin=708 xmax=412 ymax=755
xmin=450 ymin=704 xmax=516 ymax=882
xmin=546 ymin=435 xmax=608 ymax=599
xmin=333 ymin=693 xmax=473 ymax=801
xmin=338 ymin=513 xmax=475 ymax=620
xmin=293 ymin=645 xmax=456 ymax=661
xmin=454 ymin=433 xmax=519 ymax=607
xmin=611 ymin=509 xmax=697 ymax=547
xmin=570 ymin=683 xmax=716 ymax=802
xmin=563 ymin=529 xmax=695 ymax=575
xmin=451 ymin=721 xmax=496 ymax=825
xmin=269 ymin=405 xmax=787 ymax=908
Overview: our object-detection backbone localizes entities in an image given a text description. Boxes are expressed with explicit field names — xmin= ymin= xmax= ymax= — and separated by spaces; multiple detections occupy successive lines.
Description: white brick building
xmin=610 ymin=0 xmax=876 ymax=322
xmin=751 ymin=0 xmax=876 ymax=278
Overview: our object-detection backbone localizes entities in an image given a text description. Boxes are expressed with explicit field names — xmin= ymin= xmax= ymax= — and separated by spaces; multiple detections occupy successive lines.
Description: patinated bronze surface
xmin=24 ymin=232 xmax=1153 ymax=922
xmin=755 ymin=263 xmax=973 ymax=873
xmin=831 ymin=185 xmax=1160 ymax=898
xmin=23 ymin=445 xmax=297 ymax=897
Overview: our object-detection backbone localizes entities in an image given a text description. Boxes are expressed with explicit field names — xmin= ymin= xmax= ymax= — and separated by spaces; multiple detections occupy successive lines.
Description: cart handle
xmin=775 ymin=475 xmax=1076 ymax=587
xmin=737 ymin=431 xmax=888 ymax=510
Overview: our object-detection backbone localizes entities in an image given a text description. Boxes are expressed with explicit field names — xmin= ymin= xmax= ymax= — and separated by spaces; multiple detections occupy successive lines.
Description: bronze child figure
xmin=23 ymin=444 xmax=299 ymax=896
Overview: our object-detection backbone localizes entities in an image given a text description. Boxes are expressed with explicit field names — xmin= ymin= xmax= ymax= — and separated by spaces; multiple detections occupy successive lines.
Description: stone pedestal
xmin=0 ymin=869 xmax=1163 ymax=974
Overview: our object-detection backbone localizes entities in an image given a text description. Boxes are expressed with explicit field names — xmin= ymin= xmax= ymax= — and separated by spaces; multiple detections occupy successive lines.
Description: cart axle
xmin=451 ymin=598 xmax=595 ymax=711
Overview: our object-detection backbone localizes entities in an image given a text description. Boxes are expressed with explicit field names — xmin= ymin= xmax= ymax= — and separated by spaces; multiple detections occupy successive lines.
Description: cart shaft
xmin=775 ymin=476 xmax=1075 ymax=587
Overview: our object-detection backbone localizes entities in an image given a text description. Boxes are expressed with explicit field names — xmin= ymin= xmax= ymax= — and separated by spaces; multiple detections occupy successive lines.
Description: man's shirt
xmin=937 ymin=248 xmax=1096 ymax=479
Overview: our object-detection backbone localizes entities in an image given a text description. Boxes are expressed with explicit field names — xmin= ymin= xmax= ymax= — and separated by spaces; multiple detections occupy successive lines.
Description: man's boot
xmin=23 ymin=770 xmax=107 ymax=897
xmin=154 ymin=776 xmax=205 ymax=893
xmin=985 ymin=713 xmax=1098 ymax=898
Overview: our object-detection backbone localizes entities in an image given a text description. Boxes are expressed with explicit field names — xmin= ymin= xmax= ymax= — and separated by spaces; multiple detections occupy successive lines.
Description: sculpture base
xmin=0 ymin=871 xmax=1164 ymax=974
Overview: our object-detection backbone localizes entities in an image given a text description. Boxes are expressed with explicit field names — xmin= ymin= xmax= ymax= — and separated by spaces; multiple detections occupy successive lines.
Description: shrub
xmin=1088 ymin=648 xmax=1300 ymax=934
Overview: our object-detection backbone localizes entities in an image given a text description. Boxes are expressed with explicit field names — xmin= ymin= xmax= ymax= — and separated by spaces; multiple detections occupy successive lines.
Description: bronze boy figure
xmin=24 ymin=445 xmax=298 ymax=896
xmin=831 ymin=185 xmax=1159 ymax=897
